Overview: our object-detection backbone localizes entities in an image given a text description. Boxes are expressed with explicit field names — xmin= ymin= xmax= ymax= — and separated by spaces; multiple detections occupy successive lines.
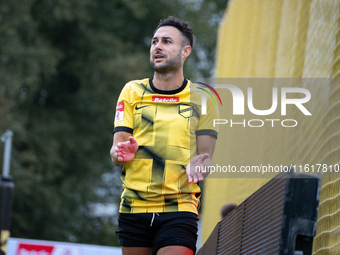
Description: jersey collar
xmin=149 ymin=78 xmax=188 ymax=95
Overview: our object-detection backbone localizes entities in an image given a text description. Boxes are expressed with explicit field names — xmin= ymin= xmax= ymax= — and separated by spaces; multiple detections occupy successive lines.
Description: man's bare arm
xmin=186 ymin=135 xmax=217 ymax=183
xmin=197 ymin=135 xmax=216 ymax=160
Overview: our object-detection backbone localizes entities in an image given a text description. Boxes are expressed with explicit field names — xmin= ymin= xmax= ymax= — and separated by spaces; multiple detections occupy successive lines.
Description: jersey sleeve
xmin=113 ymin=83 xmax=134 ymax=134
xmin=196 ymin=93 xmax=219 ymax=138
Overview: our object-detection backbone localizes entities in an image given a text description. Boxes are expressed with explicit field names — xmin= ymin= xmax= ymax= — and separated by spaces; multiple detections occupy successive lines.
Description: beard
xmin=150 ymin=50 xmax=182 ymax=74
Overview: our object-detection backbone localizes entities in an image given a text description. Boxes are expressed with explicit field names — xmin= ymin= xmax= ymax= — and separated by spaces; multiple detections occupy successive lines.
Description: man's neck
xmin=152 ymin=71 xmax=185 ymax=91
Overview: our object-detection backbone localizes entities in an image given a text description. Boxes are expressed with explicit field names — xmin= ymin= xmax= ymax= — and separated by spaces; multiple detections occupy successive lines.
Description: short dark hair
xmin=155 ymin=16 xmax=194 ymax=47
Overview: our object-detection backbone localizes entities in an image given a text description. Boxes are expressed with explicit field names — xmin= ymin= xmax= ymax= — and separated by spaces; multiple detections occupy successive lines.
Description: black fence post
xmin=0 ymin=131 xmax=14 ymax=255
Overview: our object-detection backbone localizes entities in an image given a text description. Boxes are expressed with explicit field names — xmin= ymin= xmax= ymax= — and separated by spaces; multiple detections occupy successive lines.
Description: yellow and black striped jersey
xmin=113 ymin=78 xmax=218 ymax=215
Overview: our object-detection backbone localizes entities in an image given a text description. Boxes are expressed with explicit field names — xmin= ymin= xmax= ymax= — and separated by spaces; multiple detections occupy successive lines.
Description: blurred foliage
xmin=0 ymin=0 xmax=228 ymax=246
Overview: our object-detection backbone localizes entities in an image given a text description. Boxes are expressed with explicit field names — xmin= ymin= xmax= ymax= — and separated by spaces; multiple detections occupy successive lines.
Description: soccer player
xmin=110 ymin=16 xmax=218 ymax=255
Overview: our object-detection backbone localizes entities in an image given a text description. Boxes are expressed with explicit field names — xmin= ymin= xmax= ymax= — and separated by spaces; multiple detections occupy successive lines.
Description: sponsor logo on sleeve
xmin=115 ymin=101 xmax=124 ymax=122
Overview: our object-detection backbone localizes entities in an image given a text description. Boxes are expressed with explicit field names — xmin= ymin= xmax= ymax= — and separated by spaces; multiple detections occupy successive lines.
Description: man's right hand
xmin=115 ymin=136 xmax=139 ymax=162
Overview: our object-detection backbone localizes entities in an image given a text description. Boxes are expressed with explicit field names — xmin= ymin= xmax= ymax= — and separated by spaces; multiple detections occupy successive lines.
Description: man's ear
xmin=181 ymin=45 xmax=192 ymax=60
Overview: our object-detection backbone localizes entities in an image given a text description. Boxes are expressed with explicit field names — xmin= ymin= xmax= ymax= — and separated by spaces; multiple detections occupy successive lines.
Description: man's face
xmin=150 ymin=26 xmax=186 ymax=74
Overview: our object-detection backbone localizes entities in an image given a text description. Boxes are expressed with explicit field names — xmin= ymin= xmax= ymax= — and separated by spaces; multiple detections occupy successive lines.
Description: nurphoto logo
xmin=196 ymin=79 xmax=312 ymax=128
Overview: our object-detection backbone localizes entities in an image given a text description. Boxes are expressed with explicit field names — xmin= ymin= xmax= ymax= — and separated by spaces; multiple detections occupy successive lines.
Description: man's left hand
xmin=186 ymin=153 xmax=211 ymax=184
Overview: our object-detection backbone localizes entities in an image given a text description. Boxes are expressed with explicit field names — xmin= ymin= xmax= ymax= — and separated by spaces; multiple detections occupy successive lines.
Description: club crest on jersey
xmin=152 ymin=96 xmax=179 ymax=103
xmin=179 ymin=104 xmax=195 ymax=118
xmin=115 ymin=101 xmax=124 ymax=122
